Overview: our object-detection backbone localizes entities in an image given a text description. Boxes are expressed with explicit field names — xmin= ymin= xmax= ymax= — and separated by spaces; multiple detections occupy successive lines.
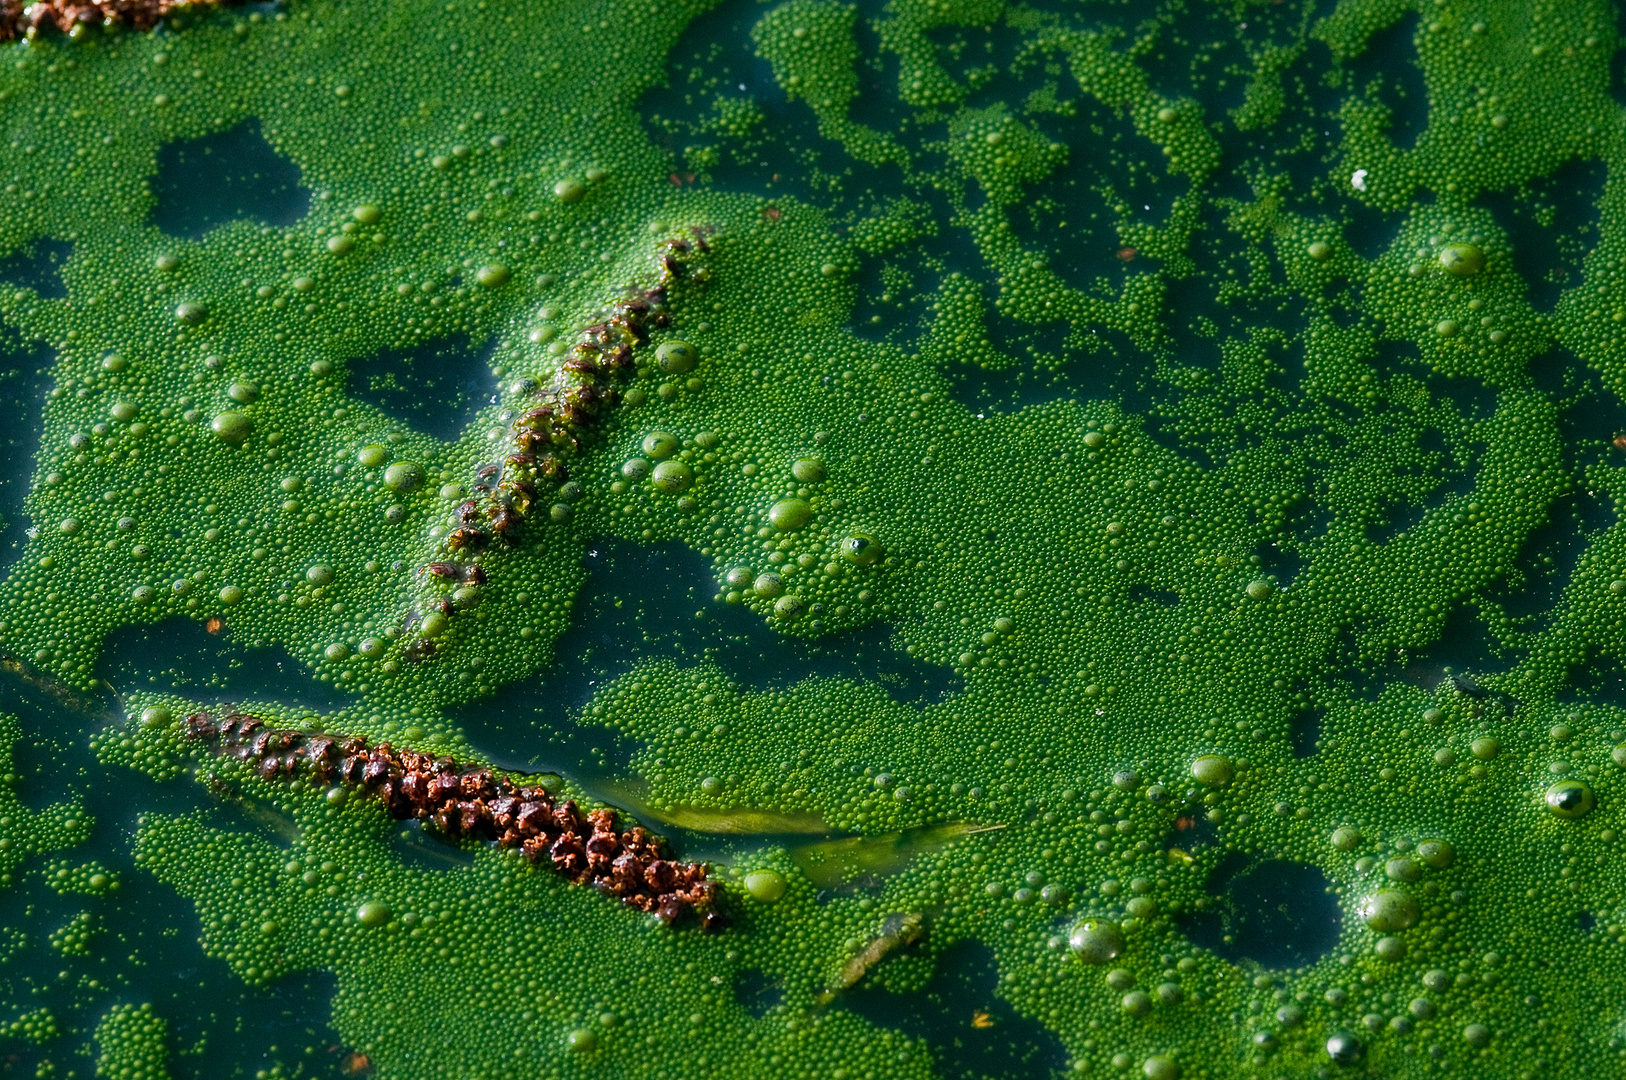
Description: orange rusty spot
xmin=1613 ymin=433 xmax=1626 ymax=453
xmin=1175 ymin=815 xmax=1195 ymax=831
xmin=341 ymin=1052 xmax=372 ymax=1076
xmin=204 ymin=618 xmax=223 ymax=635
xmin=1116 ymin=247 xmax=1138 ymax=262
xmin=668 ymin=173 xmax=684 ymax=186
xmin=763 ymin=206 xmax=782 ymax=222
xmin=971 ymin=1011 xmax=995 ymax=1029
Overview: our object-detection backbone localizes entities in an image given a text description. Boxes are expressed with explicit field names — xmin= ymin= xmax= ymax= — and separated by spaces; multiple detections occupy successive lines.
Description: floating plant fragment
xmin=790 ymin=821 xmax=1003 ymax=890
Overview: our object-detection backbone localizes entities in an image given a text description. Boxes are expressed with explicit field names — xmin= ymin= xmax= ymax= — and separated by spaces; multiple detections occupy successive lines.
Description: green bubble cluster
xmin=39 ymin=858 xmax=120 ymax=896
xmin=93 ymin=1003 xmax=170 ymax=1080
xmin=1 ymin=0 xmax=1626 ymax=1075
xmin=0 ymin=713 xmax=93 ymax=886
xmin=1 ymin=1006 xmax=60 ymax=1046
xmin=49 ymin=909 xmax=98 ymax=956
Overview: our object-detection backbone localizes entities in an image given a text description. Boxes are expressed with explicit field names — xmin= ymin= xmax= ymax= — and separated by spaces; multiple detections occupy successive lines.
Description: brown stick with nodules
xmin=182 ymin=710 xmax=724 ymax=931
xmin=403 ymin=228 xmax=715 ymax=653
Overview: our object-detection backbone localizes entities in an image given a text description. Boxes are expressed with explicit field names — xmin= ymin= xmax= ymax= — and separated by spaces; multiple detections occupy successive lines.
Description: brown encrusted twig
xmin=182 ymin=710 xmax=723 ymax=929
xmin=401 ymin=227 xmax=716 ymax=661
xmin=0 ymin=0 xmax=239 ymax=40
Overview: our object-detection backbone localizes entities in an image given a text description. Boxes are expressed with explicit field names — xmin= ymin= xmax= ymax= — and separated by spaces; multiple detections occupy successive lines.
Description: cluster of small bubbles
xmin=0 ymin=1007 xmax=59 ymax=1046
xmin=94 ymin=1004 xmax=169 ymax=1080
xmin=48 ymin=909 xmax=98 ymax=955
xmin=38 ymin=858 xmax=120 ymax=896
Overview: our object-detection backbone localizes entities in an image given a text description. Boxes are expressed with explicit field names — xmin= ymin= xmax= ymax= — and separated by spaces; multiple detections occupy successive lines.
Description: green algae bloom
xmin=1357 ymin=889 xmax=1421 ymax=933
xmin=743 ymin=868 xmax=788 ymax=904
xmin=208 ymin=412 xmax=252 ymax=444
xmin=651 ymin=459 xmax=694 ymax=493
xmin=841 ymin=532 xmax=885 ymax=566
xmin=355 ymin=901 xmax=392 ymax=928
xmin=1438 ymin=242 xmax=1487 ymax=276
xmin=382 ymin=460 xmax=425 ymax=492
xmin=767 ymin=498 xmax=813 ymax=531
xmin=1068 ymin=919 xmax=1126 ymax=964
xmin=1546 ymin=779 xmax=1596 ymax=818
xmin=2 ymin=0 xmax=1626 ymax=1075
xmin=655 ymin=340 xmax=699 ymax=374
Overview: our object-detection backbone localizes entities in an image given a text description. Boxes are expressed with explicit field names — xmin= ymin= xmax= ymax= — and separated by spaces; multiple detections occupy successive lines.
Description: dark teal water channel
xmin=0 ymin=670 xmax=346 ymax=1080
